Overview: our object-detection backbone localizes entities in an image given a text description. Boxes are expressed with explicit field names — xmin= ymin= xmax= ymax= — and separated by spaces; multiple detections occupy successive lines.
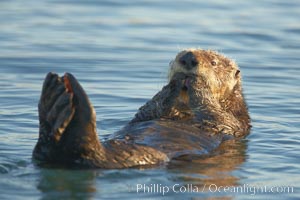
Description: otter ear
xmin=235 ymin=70 xmax=240 ymax=78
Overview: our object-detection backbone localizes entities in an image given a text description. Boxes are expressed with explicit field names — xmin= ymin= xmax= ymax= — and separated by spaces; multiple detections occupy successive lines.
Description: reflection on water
xmin=0 ymin=0 xmax=299 ymax=199
xmin=35 ymin=139 xmax=247 ymax=199
xmin=169 ymin=139 xmax=247 ymax=184
xmin=38 ymin=169 xmax=98 ymax=200
xmin=168 ymin=140 xmax=247 ymax=198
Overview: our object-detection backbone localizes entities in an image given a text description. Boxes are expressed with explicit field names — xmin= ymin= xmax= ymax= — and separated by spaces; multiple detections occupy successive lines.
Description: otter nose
xmin=179 ymin=52 xmax=199 ymax=70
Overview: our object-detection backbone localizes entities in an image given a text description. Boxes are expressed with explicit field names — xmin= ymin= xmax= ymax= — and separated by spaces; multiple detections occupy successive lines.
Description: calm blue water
xmin=0 ymin=0 xmax=299 ymax=199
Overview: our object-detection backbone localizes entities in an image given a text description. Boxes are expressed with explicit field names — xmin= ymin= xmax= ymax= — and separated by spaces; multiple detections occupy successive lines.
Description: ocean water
xmin=0 ymin=0 xmax=299 ymax=199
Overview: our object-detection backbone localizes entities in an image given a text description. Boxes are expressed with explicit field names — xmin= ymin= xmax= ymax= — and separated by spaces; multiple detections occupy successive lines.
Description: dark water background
xmin=0 ymin=0 xmax=299 ymax=199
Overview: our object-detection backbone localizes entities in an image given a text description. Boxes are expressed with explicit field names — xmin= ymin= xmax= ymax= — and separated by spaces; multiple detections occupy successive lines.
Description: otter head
xmin=169 ymin=49 xmax=242 ymax=105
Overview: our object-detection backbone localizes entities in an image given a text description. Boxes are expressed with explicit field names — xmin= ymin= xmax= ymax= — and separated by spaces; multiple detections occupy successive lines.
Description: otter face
xmin=169 ymin=49 xmax=241 ymax=101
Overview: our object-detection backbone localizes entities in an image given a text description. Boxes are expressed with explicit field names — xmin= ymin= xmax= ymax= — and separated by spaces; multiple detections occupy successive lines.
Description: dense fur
xmin=33 ymin=49 xmax=251 ymax=168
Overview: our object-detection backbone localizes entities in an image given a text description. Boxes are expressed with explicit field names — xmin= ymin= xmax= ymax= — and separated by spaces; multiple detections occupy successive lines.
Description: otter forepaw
xmin=162 ymin=76 xmax=183 ymax=106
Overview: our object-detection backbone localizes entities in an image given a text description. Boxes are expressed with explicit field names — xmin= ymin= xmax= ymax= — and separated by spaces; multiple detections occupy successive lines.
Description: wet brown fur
xmin=33 ymin=49 xmax=251 ymax=168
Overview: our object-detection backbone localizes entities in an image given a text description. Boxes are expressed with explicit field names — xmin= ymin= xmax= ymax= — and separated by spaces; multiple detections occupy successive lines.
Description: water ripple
xmin=0 ymin=0 xmax=299 ymax=199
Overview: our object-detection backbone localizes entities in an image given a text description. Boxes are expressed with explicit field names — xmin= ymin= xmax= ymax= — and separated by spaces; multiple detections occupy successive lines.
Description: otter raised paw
xmin=33 ymin=49 xmax=251 ymax=168
xmin=33 ymin=73 xmax=168 ymax=168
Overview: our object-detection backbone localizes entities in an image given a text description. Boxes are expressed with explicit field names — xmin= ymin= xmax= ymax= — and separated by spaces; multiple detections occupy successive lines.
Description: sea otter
xmin=33 ymin=49 xmax=251 ymax=168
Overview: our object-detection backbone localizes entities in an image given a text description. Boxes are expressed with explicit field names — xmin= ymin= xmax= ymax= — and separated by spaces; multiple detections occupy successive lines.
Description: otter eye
xmin=211 ymin=60 xmax=217 ymax=66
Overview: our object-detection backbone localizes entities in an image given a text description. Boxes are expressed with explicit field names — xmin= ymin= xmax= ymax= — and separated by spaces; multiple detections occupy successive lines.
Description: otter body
xmin=33 ymin=49 xmax=251 ymax=168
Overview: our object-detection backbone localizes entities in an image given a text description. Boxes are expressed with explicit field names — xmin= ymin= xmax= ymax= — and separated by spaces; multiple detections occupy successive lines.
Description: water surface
xmin=0 ymin=0 xmax=299 ymax=199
